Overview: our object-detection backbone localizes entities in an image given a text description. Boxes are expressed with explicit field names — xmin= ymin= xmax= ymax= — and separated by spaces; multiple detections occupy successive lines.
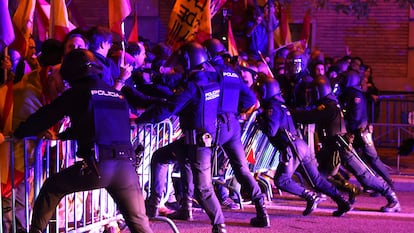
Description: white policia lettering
xmin=222 ymin=72 xmax=239 ymax=78
xmin=205 ymin=89 xmax=220 ymax=101
xmin=91 ymin=89 xmax=122 ymax=98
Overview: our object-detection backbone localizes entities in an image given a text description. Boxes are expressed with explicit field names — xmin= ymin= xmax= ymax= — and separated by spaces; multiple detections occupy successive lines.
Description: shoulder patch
xmin=354 ymin=97 xmax=361 ymax=104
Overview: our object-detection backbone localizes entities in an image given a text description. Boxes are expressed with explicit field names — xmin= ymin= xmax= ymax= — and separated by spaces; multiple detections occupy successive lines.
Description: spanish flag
xmin=0 ymin=81 xmax=15 ymax=197
xmin=166 ymin=0 xmax=212 ymax=50
xmin=300 ymin=9 xmax=311 ymax=50
xmin=227 ymin=19 xmax=238 ymax=56
xmin=0 ymin=0 xmax=15 ymax=47
xmin=128 ymin=12 xmax=139 ymax=43
xmin=274 ymin=7 xmax=292 ymax=48
xmin=50 ymin=0 xmax=76 ymax=41
xmin=10 ymin=0 xmax=36 ymax=57
xmin=35 ymin=0 xmax=50 ymax=42
xmin=108 ymin=0 xmax=132 ymax=39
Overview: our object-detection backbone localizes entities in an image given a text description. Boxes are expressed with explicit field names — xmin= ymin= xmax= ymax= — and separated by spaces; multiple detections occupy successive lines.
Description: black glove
xmin=255 ymin=113 xmax=266 ymax=131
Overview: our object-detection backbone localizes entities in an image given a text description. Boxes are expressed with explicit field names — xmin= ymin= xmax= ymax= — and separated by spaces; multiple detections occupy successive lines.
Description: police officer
xmin=13 ymin=49 xmax=153 ymax=233
xmin=339 ymin=70 xmax=394 ymax=189
xmin=203 ymin=38 xmax=269 ymax=227
xmin=135 ymin=42 xmax=226 ymax=233
xmin=291 ymin=76 xmax=401 ymax=213
xmin=145 ymin=137 xmax=195 ymax=220
xmin=279 ymin=50 xmax=314 ymax=109
xmin=281 ymin=50 xmax=318 ymax=171
xmin=253 ymin=74 xmax=351 ymax=217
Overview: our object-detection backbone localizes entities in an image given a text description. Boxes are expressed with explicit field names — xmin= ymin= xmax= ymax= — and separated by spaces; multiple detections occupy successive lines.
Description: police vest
xmin=216 ymin=64 xmax=241 ymax=113
xmin=179 ymin=71 xmax=221 ymax=136
xmin=89 ymin=88 xmax=131 ymax=145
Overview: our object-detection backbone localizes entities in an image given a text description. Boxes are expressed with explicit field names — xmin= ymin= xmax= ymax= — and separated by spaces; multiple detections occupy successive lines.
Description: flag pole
xmin=3 ymin=47 xmax=8 ymax=82
xmin=49 ymin=0 xmax=55 ymax=39
xmin=121 ymin=21 xmax=126 ymax=67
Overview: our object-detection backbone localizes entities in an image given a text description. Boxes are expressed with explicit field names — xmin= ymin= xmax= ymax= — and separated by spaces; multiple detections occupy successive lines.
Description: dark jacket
xmin=14 ymin=75 xmax=131 ymax=155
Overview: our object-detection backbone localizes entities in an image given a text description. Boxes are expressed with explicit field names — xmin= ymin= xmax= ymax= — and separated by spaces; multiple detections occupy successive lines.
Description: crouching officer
xmin=291 ymin=76 xmax=400 ymax=213
xmin=14 ymin=49 xmax=153 ymax=233
xmin=253 ymin=74 xmax=351 ymax=217
xmin=136 ymin=42 xmax=226 ymax=233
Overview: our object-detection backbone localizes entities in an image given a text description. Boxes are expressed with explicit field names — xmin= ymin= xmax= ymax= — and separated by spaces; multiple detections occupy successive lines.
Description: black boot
xmin=332 ymin=195 xmax=352 ymax=217
xmin=212 ymin=223 xmax=227 ymax=233
xmin=167 ymin=198 xmax=193 ymax=221
xmin=381 ymin=191 xmax=401 ymax=212
xmin=343 ymin=181 xmax=361 ymax=204
xmin=145 ymin=195 xmax=160 ymax=218
xmin=250 ymin=197 xmax=270 ymax=227
xmin=301 ymin=190 xmax=322 ymax=216
xmin=330 ymin=174 xmax=361 ymax=204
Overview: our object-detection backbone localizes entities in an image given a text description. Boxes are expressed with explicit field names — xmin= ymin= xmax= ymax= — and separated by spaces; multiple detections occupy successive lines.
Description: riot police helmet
xmin=177 ymin=42 xmax=208 ymax=71
xmin=285 ymin=50 xmax=307 ymax=76
xmin=343 ymin=70 xmax=362 ymax=89
xmin=312 ymin=75 xmax=332 ymax=100
xmin=203 ymin=38 xmax=227 ymax=60
xmin=60 ymin=49 xmax=103 ymax=85
xmin=253 ymin=72 xmax=284 ymax=102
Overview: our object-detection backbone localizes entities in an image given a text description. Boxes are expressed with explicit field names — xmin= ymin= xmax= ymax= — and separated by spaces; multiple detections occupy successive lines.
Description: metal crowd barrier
xmin=370 ymin=93 xmax=414 ymax=173
xmin=1 ymin=119 xmax=178 ymax=233
xmin=224 ymin=111 xmax=280 ymax=202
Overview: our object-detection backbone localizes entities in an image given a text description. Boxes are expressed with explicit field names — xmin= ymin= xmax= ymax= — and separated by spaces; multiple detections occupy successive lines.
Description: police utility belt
xmin=91 ymin=144 xmax=134 ymax=161
xmin=184 ymin=129 xmax=213 ymax=147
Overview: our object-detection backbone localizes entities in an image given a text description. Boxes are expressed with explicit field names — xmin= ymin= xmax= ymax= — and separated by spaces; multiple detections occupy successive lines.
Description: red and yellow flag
xmin=35 ymin=0 xmax=50 ymax=42
xmin=166 ymin=0 xmax=212 ymax=50
xmin=274 ymin=7 xmax=291 ymax=48
xmin=300 ymin=9 xmax=311 ymax=50
xmin=108 ymin=0 xmax=132 ymax=39
xmin=0 ymin=80 xmax=14 ymax=197
xmin=128 ymin=12 xmax=139 ymax=43
xmin=50 ymin=0 xmax=76 ymax=41
xmin=0 ymin=0 xmax=15 ymax=47
xmin=10 ymin=0 xmax=36 ymax=57
xmin=35 ymin=0 xmax=76 ymax=42
xmin=227 ymin=19 xmax=238 ymax=57
xmin=1 ymin=70 xmax=45 ymax=197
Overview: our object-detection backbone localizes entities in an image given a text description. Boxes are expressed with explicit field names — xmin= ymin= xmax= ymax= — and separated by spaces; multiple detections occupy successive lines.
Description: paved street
xmin=147 ymin=148 xmax=414 ymax=233
xmin=149 ymin=177 xmax=414 ymax=233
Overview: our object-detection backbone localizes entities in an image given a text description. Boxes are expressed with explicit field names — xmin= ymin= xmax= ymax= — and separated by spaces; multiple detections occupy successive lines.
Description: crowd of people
xmin=0 ymin=16 xmax=400 ymax=233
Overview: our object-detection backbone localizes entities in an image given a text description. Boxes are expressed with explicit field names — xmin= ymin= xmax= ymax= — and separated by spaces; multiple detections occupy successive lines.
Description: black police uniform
xmin=292 ymin=93 xmax=400 ymax=212
xmin=259 ymin=97 xmax=350 ymax=216
xmin=340 ymin=86 xmax=393 ymax=187
xmin=211 ymin=56 xmax=270 ymax=227
xmin=136 ymin=67 xmax=225 ymax=229
xmin=145 ymin=137 xmax=194 ymax=220
xmin=14 ymin=74 xmax=153 ymax=233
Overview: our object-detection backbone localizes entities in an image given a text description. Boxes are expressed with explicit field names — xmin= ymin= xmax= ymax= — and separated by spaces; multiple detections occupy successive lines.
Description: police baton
xmin=336 ymin=134 xmax=376 ymax=176
xmin=211 ymin=123 xmax=222 ymax=177
xmin=88 ymin=145 xmax=101 ymax=179
xmin=283 ymin=129 xmax=315 ymax=188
